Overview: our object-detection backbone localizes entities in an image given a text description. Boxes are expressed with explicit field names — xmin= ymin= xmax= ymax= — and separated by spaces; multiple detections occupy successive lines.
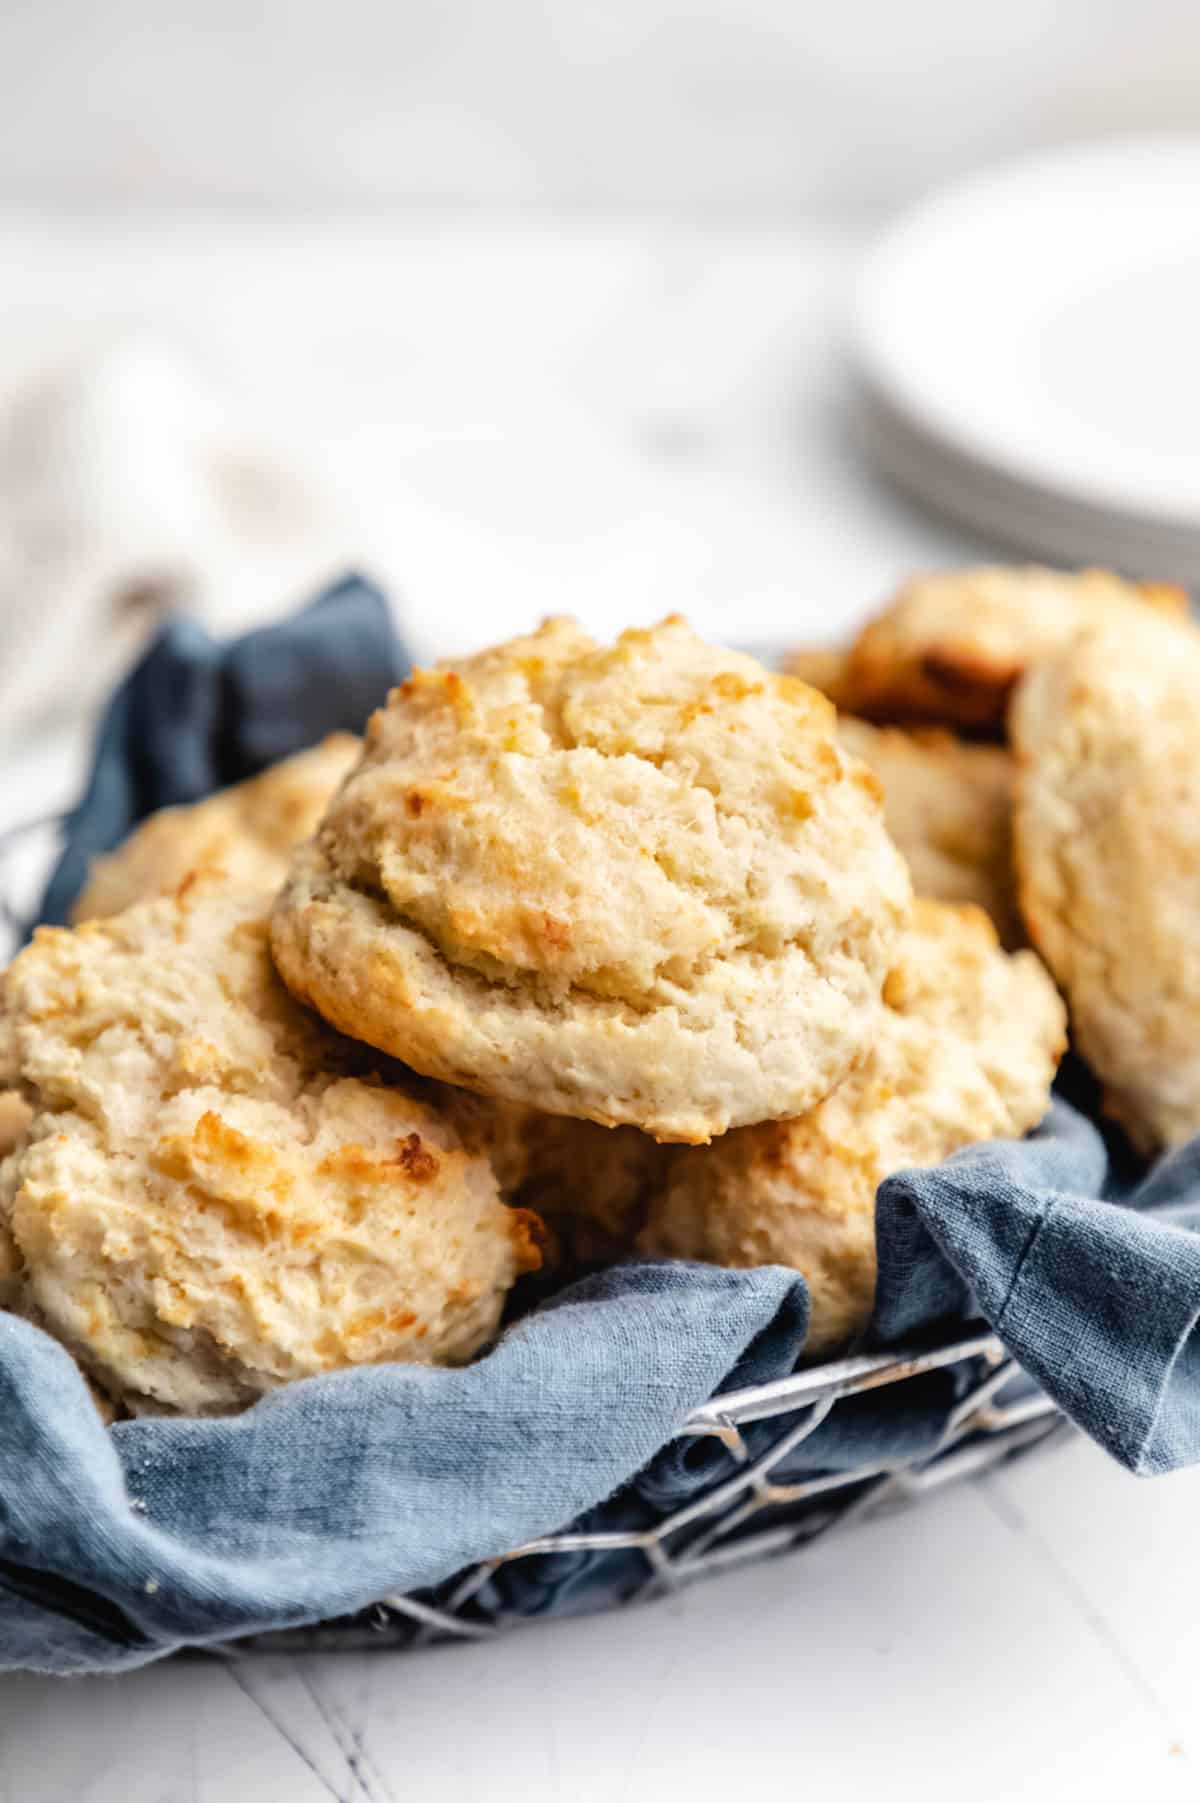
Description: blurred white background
xmin=2 ymin=0 xmax=1199 ymax=217
xmin=0 ymin=1 xmax=1198 ymax=791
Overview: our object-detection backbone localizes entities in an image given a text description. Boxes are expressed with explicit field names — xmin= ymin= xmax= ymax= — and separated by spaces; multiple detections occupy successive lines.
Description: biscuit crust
xmin=438 ymin=1087 xmax=669 ymax=1267
xmin=639 ymin=900 xmax=1065 ymax=1352
xmin=839 ymin=566 xmax=1189 ymax=733
xmin=1013 ymin=617 xmax=1200 ymax=1153
xmin=0 ymin=887 xmax=540 ymax=1413
xmin=0 ymin=1089 xmax=29 ymax=1159
xmin=781 ymin=646 xmax=851 ymax=707
xmin=271 ymin=617 xmax=912 ymax=1142
xmin=837 ymin=718 xmax=1021 ymax=948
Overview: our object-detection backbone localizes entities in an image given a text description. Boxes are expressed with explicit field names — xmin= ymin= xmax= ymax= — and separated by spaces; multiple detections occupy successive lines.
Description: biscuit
xmin=781 ymin=646 xmax=851 ymax=707
xmin=508 ymin=1114 xmax=668 ymax=1265
xmin=639 ymin=899 xmax=1065 ymax=1353
xmin=440 ymin=1087 xmax=669 ymax=1266
xmin=1012 ymin=617 xmax=1200 ymax=1153
xmin=839 ymin=566 xmax=1189 ymax=733
xmin=0 ymin=886 xmax=542 ymax=1413
xmin=0 ymin=1089 xmax=29 ymax=1159
xmin=270 ymin=617 xmax=912 ymax=1143
xmin=0 ymin=991 xmax=118 ymax=1417
xmin=0 ymin=1106 xmax=21 ymax=1304
xmin=837 ymin=718 xmax=1021 ymax=948
xmin=72 ymin=733 xmax=361 ymax=922
xmin=0 ymin=980 xmax=28 ymax=1302
xmin=0 ymin=973 xmax=16 ymax=1090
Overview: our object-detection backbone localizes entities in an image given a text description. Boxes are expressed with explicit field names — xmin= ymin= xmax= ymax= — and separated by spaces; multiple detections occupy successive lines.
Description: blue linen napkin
xmin=4 ymin=583 xmax=1200 ymax=1674
xmin=0 ymin=1264 xmax=810 ymax=1673
xmin=36 ymin=572 xmax=408 ymax=928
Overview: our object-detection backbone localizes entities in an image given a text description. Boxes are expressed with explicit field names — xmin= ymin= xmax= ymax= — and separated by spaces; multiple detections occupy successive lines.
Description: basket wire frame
xmin=0 ymin=811 xmax=1069 ymax=1658
xmin=224 ymin=1333 xmax=1068 ymax=1656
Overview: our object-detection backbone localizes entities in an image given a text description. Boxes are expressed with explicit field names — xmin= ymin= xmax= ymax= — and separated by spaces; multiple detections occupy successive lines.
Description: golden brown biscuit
xmin=0 ymin=972 xmax=16 ymax=1089
xmin=781 ymin=646 xmax=852 ymax=707
xmin=839 ymin=566 xmax=1189 ymax=734
xmin=71 ymin=733 xmax=361 ymax=922
xmin=0 ymin=979 xmax=29 ymax=1303
xmin=0 ymin=1184 xmax=20 ymax=1305
xmin=639 ymin=900 xmax=1065 ymax=1353
xmin=0 ymin=885 xmax=542 ymax=1414
xmin=0 ymin=1089 xmax=29 ymax=1158
xmin=837 ymin=718 xmax=1021 ymax=948
xmin=1 ymin=1000 xmax=121 ymax=1415
xmin=511 ymin=1114 xmax=668 ymax=1265
xmin=439 ymin=1088 xmax=668 ymax=1266
xmin=1012 ymin=617 xmax=1200 ymax=1153
xmin=271 ymin=616 xmax=912 ymax=1143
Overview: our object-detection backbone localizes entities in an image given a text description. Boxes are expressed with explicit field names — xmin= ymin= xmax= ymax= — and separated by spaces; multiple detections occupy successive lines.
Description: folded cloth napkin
xmin=3 ymin=587 xmax=1200 ymax=1674
xmin=0 ymin=1264 xmax=810 ymax=1673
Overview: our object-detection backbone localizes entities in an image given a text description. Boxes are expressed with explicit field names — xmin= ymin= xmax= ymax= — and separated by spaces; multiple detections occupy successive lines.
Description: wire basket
xmin=0 ymin=812 xmax=1068 ymax=1657
xmin=223 ymin=1331 xmax=1067 ymax=1655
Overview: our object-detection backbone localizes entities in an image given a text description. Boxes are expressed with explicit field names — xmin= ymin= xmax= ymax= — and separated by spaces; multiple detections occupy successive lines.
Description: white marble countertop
xmin=1 ymin=1436 xmax=1198 ymax=1802
xmin=0 ymin=217 xmax=1195 ymax=1802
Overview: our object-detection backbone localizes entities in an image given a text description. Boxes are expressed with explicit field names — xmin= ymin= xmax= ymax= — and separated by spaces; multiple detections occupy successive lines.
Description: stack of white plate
xmin=855 ymin=134 xmax=1200 ymax=584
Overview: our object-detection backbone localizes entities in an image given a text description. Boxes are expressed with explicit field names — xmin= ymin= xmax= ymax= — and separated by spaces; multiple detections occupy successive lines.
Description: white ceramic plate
xmin=856 ymin=134 xmax=1200 ymax=551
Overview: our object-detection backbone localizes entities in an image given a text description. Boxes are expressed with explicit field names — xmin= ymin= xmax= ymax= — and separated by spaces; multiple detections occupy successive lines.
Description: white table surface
xmin=0 ymin=217 xmax=1195 ymax=1803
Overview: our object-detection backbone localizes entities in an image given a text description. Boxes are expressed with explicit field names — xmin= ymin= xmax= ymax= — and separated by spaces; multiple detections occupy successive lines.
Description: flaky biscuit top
xmin=272 ymin=616 xmax=912 ymax=1140
xmin=1 ymin=886 xmax=540 ymax=1413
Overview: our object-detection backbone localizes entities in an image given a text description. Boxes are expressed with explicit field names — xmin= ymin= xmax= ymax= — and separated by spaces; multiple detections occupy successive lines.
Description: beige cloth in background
xmin=0 ymin=338 xmax=349 ymax=741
